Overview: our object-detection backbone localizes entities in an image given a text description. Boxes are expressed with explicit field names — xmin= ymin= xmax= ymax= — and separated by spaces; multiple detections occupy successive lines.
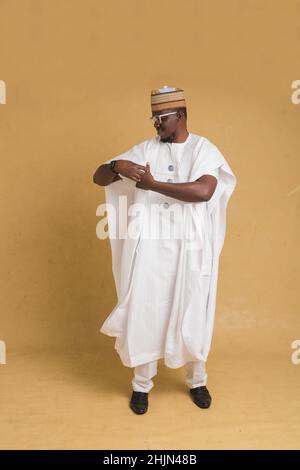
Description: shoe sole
xmin=129 ymin=404 xmax=148 ymax=414
xmin=191 ymin=399 xmax=211 ymax=409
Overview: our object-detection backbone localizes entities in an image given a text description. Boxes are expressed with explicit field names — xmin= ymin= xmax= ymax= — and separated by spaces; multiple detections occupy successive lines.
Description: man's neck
xmin=173 ymin=129 xmax=189 ymax=143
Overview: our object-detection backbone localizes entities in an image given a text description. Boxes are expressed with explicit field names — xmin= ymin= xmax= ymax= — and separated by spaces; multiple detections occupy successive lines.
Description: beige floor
xmin=0 ymin=346 xmax=299 ymax=450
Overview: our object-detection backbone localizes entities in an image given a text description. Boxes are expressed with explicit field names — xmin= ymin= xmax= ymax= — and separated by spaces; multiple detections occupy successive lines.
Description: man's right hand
xmin=115 ymin=160 xmax=147 ymax=183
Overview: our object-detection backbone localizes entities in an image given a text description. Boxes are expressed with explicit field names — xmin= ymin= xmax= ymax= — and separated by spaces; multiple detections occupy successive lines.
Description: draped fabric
xmin=99 ymin=133 xmax=237 ymax=368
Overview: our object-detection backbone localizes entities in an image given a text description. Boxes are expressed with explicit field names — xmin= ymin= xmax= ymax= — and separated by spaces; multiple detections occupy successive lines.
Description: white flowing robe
xmin=99 ymin=132 xmax=237 ymax=368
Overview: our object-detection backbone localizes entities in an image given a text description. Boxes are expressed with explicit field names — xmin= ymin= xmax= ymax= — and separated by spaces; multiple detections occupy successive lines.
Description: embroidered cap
xmin=150 ymin=85 xmax=186 ymax=114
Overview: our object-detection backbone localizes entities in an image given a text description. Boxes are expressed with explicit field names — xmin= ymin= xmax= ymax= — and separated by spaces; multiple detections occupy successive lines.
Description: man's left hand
xmin=136 ymin=163 xmax=156 ymax=190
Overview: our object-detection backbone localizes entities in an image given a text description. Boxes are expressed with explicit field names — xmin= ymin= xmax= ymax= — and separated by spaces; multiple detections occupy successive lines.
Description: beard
xmin=159 ymin=130 xmax=177 ymax=143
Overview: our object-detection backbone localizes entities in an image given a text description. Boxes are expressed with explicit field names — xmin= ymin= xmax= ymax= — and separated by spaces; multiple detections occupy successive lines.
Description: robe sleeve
xmin=194 ymin=167 xmax=219 ymax=181
xmin=201 ymin=167 xmax=220 ymax=181
xmin=190 ymin=138 xmax=237 ymax=257
xmin=190 ymin=139 xmax=224 ymax=181
xmin=104 ymin=140 xmax=146 ymax=166
xmin=103 ymin=140 xmax=149 ymax=300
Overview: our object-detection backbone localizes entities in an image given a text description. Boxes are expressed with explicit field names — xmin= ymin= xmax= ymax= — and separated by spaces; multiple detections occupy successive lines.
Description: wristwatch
xmin=109 ymin=160 xmax=119 ymax=174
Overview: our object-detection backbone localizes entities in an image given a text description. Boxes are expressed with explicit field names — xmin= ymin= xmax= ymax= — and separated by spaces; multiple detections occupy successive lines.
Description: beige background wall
xmin=0 ymin=0 xmax=300 ymax=449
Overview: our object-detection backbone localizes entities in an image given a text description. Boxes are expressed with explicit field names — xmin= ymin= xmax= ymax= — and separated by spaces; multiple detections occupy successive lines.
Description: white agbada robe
xmin=99 ymin=132 xmax=237 ymax=368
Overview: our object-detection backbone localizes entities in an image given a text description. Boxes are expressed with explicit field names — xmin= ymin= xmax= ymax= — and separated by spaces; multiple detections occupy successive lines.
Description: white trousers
xmin=131 ymin=360 xmax=207 ymax=393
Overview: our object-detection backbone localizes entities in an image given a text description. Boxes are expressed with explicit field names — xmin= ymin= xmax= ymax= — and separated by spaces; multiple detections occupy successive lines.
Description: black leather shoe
xmin=190 ymin=386 xmax=212 ymax=409
xmin=129 ymin=391 xmax=149 ymax=414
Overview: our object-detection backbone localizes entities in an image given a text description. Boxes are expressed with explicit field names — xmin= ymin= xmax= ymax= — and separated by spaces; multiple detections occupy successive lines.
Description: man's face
xmin=152 ymin=109 xmax=179 ymax=143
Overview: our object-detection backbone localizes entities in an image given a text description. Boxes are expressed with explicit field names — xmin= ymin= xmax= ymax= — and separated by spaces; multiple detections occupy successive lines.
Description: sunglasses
xmin=149 ymin=111 xmax=178 ymax=124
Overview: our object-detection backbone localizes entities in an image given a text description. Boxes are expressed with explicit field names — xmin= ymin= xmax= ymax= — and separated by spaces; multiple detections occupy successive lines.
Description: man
xmin=93 ymin=86 xmax=237 ymax=415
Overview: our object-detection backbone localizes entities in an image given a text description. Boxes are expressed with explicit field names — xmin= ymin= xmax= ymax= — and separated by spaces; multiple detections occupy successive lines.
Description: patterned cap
xmin=150 ymin=86 xmax=186 ymax=114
